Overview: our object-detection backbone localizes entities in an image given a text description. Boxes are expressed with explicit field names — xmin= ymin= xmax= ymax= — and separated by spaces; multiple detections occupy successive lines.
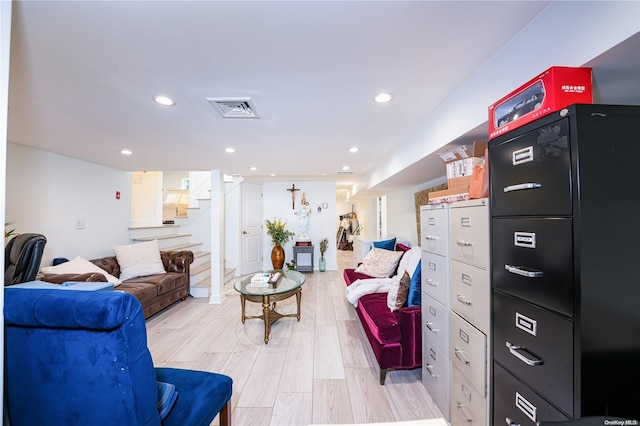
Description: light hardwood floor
xmin=146 ymin=250 xmax=444 ymax=425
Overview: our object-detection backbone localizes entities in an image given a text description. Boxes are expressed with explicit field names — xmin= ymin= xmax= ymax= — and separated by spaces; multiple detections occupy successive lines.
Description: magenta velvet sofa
xmin=343 ymin=245 xmax=422 ymax=385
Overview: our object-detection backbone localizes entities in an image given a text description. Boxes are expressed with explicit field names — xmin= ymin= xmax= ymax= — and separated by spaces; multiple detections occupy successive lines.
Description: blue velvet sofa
xmin=4 ymin=288 xmax=233 ymax=426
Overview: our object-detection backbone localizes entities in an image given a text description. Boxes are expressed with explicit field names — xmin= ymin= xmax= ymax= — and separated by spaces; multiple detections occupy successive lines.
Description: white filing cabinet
xmin=419 ymin=203 xmax=450 ymax=420
xmin=448 ymin=198 xmax=490 ymax=426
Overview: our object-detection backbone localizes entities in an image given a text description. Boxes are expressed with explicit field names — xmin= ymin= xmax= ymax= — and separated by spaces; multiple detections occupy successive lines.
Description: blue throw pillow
xmin=372 ymin=238 xmax=396 ymax=251
xmin=407 ymin=259 xmax=422 ymax=307
xmin=157 ymin=381 xmax=178 ymax=420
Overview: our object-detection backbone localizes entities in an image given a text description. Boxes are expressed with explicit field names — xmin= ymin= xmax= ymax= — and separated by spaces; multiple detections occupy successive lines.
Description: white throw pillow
xmin=113 ymin=240 xmax=166 ymax=281
xmin=354 ymin=247 xmax=403 ymax=278
xmin=40 ymin=256 xmax=122 ymax=285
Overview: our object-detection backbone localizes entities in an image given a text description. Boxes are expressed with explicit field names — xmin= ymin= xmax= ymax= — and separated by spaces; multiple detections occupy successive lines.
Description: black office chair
xmin=4 ymin=233 xmax=47 ymax=285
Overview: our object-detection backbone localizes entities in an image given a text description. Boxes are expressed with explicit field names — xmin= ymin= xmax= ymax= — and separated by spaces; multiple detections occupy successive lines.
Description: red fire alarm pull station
xmin=116 ymin=191 xmax=121 ymax=200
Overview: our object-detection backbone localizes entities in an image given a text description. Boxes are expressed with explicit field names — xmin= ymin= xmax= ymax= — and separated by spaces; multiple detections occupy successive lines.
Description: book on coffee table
xmin=251 ymin=273 xmax=271 ymax=284
xmin=249 ymin=272 xmax=282 ymax=288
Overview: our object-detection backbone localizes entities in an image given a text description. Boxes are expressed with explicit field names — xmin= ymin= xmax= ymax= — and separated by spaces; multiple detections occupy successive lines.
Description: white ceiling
xmin=7 ymin=1 xmax=640 ymax=198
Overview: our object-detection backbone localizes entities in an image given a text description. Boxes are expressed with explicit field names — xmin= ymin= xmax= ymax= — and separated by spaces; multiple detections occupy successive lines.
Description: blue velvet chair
xmin=4 ymin=288 xmax=233 ymax=426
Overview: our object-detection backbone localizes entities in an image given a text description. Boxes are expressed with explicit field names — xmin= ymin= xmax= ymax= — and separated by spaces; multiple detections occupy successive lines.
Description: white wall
xmin=5 ymin=143 xmax=132 ymax=266
xmin=163 ymin=171 xmax=188 ymax=191
xmin=1 ymin=0 xmax=13 ymax=416
xmin=385 ymin=176 xmax=447 ymax=247
xmin=130 ymin=171 xmax=162 ymax=227
xmin=262 ymin=181 xmax=337 ymax=271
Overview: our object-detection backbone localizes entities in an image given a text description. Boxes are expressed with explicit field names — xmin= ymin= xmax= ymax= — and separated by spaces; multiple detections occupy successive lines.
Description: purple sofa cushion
xmin=358 ymin=293 xmax=402 ymax=345
xmin=344 ymin=269 xmax=376 ymax=284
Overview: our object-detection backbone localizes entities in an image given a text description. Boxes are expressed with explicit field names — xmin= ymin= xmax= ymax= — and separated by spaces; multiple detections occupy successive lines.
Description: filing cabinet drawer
xmin=490 ymin=118 xmax=572 ymax=217
xmin=492 ymin=217 xmax=574 ymax=317
xmin=451 ymin=365 xmax=487 ymax=426
xmin=422 ymin=337 xmax=450 ymax=417
xmin=421 ymin=251 xmax=449 ymax=305
xmin=450 ymin=260 xmax=490 ymax=334
xmin=493 ymin=292 xmax=574 ymax=415
xmin=450 ymin=311 xmax=487 ymax=395
xmin=420 ymin=204 xmax=449 ymax=257
xmin=493 ymin=363 xmax=571 ymax=424
xmin=422 ymin=294 xmax=448 ymax=352
xmin=450 ymin=201 xmax=489 ymax=269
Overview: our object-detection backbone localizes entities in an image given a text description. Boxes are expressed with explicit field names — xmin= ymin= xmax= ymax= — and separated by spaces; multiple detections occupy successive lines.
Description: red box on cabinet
xmin=488 ymin=66 xmax=592 ymax=139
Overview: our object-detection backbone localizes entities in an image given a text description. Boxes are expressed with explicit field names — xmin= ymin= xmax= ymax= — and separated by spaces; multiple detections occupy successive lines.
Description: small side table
xmin=293 ymin=244 xmax=314 ymax=272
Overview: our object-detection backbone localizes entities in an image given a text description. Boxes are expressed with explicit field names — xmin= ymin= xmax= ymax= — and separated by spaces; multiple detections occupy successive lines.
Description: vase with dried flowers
xmin=264 ymin=217 xmax=295 ymax=270
xmin=319 ymin=237 xmax=329 ymax=272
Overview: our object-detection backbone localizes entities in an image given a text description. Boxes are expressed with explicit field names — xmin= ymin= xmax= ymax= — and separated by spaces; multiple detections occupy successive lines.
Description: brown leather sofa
xmin=43 ymin=251 xmax=194 ymax=319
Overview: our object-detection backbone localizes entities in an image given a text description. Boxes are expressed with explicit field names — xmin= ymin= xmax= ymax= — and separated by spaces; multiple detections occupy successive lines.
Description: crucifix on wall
xmin=287 ymin=184 xmax=300 ymax=209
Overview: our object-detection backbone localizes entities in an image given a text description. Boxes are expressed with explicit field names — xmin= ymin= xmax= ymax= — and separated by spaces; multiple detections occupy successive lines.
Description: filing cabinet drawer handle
xmin=455 ymin=401 xmax=474 ymax=422
xmin=505 ymin=417 xmax=521 ymax=426
xmin=503 ymin=182 xmax=542 ymax=192
xmin=425 ymin=364 xmax=437 ymax=378
xmin=425 ymin=279 xmax=438 ymax=287
xmin=425 ymin=322 xmax=439 ymax=333
xmin=457 ymin=294 xmax=473 ymax=306
xmin=456 ymin=240 xmax=474 ymax=247
xmin=505 ymin=264 xmax=544 ymax=278
xmin=454 ymin=348 xmax=470 ymax=365
xmin=424 ymin=235 xmax=439 ymax=241
xmin=506 ymin=341 xmax=544 ymax=366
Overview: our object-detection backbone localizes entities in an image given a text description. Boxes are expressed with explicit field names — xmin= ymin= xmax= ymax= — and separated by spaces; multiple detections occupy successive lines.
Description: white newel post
xmin=209 ymin=170 xmax=225 ymax=304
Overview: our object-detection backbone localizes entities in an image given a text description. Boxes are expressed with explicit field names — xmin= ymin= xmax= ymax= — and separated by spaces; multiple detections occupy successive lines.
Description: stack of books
xmin=249 ymin=272 xmax=282 ymax=288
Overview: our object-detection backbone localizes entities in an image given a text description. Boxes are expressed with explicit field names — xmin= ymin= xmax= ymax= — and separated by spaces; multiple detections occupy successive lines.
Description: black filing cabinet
xmin=489 ymin=104 xmax=640 ymax=423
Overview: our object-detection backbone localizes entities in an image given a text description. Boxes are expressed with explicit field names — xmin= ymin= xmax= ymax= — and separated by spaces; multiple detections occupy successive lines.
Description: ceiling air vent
xmin=206 ymin=97 xmax=259 ymax=119
xmin=338 ymin=171 xmax=354 ymax=175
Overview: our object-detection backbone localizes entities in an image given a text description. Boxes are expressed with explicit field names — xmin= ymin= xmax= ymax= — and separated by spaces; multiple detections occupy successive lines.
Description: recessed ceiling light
xmin=342 ymin=165 xmax=350 ymax=171
xmin=249 ymin=166 xmax=257 ymax=171
xmin=348 ymin=147 xmax=359 ymax=153
xmin=153 ymin=95 xmax=176 ymax=106
xmin=270 ymin=173 xmax=276 ymax=177
xmin=225 ymin=147 xmax=235 ymax=153
xmin=374 ymin=92 xmax=394 ymax=103
xmin=120 ymin=149 xmax=132 ymax=155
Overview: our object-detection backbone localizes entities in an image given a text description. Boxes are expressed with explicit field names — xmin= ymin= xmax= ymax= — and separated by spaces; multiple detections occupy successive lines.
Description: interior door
xmin=240 ymin=182 xmax=263 ymax=275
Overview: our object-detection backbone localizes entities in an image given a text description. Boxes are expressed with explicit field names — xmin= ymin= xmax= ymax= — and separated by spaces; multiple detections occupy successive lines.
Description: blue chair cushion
xmin=156 ymin=368 xmax=233 ymax=426
xmin=407 ymin=259 xmax=422 ymax=307
xmin=372 ymin=237 xmax=396 ymax=251
xmin=157 ymin=382 xmax=178 ymax=420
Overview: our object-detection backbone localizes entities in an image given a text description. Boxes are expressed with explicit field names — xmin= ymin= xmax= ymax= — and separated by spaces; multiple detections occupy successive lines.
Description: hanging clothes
xmin=336 ymin=213 xmax=358 ymax=250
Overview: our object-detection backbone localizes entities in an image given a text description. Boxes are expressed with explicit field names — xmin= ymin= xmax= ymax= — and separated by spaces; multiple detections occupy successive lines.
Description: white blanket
xmin=345 ymin=246 xmax=423 ymax=307
xmin=346 ymin=277 xmax=396 ymax=307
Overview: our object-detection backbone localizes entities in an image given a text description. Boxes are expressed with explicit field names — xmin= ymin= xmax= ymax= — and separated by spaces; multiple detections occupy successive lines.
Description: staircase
xmin=128 ymin=196 xmax=235 ymax=298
